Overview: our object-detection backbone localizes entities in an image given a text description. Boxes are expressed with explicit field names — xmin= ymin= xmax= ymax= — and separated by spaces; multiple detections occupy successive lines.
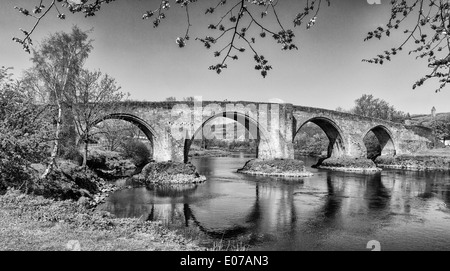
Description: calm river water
xmin=101 ymin=155 xmax=450 ymax=251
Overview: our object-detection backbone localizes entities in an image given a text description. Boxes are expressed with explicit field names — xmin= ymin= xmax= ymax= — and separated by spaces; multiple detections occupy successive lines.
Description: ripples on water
xmin=100 ymin=155 xmax=450 ymax=251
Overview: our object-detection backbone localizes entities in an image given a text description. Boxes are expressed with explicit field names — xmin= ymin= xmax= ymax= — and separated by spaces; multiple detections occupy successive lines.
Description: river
xmin=100 ymin=155 xmax=450 ymax=251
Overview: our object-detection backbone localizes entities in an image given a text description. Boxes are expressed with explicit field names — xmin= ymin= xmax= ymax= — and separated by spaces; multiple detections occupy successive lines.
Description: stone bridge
xmin=92 ymin=101 xmax=431 ymax=163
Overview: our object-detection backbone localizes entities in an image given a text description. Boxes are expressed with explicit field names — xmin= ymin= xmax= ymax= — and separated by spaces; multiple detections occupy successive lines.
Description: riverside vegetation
xmin=375 ymin=148 xmax=450 ymax=171
xmin=0 ymin=147 xmax=209 ymax=251
xmin=238 ymin=159 xmax=313 ymax=178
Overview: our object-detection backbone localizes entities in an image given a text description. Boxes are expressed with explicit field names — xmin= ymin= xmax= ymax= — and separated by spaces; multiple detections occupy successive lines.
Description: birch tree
xmin=29 ymin=26 xmax=92 ymax=178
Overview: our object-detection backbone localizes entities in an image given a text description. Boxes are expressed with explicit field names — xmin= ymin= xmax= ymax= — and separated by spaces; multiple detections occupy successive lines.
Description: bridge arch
xmin=363 ymin=125 xmax=396 ymax=159
xmin=89 ymin=113 xmax=158 ymax=158
xmin=294 ymin=117 xmax=346 ymax=158
xmin=184 ymin=111 xmax=275 ymax=162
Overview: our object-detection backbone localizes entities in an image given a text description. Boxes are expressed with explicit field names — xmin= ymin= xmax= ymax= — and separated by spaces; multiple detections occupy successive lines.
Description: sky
xmin=1 ymin=0 xmax=450 ymax=115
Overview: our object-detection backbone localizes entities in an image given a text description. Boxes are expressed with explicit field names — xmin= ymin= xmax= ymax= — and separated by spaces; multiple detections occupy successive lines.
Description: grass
xmin=0 ymin=189 xmax=202 ymax=251
xmin=210 ymin=240 xmax=248 ymax=251
xmin=412 ymin=148 xmax=450 ymax=158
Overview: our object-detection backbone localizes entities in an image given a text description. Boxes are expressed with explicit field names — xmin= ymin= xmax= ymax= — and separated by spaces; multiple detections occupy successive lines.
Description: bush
xmin=320 ymin=156 xmax=377 ymax=169
xmin=120 ymin=139 xmax=151 ymax=167
xmin=0 ymin=69 xmax=51 ymax=193
xmin=62 ymin=146 xmax=83 ymax=165
xmin=238 ymin=159 xmax=307 ymax=174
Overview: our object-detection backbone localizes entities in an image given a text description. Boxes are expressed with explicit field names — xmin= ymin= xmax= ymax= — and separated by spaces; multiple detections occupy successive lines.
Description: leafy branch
xmin=363 ymin=0 xmax=450 ymax=92
xmin=12 ymin=0 xmax=327 ymax=78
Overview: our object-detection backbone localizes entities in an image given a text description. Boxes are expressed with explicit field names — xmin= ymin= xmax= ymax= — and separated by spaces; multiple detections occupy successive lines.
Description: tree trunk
xmin=41 ymin=102 xmax=62 ymax=179
xmin=83 ymin=132 xmax=89 ymax=169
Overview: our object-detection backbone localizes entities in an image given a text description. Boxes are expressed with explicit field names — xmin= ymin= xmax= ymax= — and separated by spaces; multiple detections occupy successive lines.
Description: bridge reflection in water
xmin=101 ymin=156 xmax=450 ymax=251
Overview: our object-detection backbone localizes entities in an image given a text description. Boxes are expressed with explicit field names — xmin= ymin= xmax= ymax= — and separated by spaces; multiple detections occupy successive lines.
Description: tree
xmin=351 ymin=94 xmax=407 ymax=122
xmin=165 ymin=96 xmax=177 ymax=101
xmin=29 ymin=26 xmax=93 ymax=178
xmin=11 ymin=0 xmax=450 ymax=91
xmin=0 ymin=67 xmax=52 ymax=190
xmin=92 ymin=120 xmax=141 ymax=152
xmin=183 ymin=96 xmax=196 ymax=102
xmin=71 ymin=69 xmax=126 ymax=168
xmin=431 ymin=118 xmax=450 ymax=143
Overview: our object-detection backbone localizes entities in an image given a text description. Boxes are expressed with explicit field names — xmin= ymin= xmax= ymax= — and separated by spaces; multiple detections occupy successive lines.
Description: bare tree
xmin=71 ymin=69 xmax=126 ymax=168
xmin=93 ymin=120 xmax=138 ymax=152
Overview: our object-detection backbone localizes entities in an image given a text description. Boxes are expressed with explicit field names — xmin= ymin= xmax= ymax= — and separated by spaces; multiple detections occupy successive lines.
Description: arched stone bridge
xmin=92 ymin=101 xmax=431 ymax=163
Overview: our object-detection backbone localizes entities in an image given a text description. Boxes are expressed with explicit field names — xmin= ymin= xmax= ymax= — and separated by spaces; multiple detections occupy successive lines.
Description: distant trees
xmin=183 ymin=96 xmax=196 ymax=102
xmin=294 ymin=123 xmax=328 ymax=157
xmin=431 ymin=118 xmax=450 ymax=143
xmin=164 ymin=96 xmax=199 ymax=102
xmin=350 ymin=94 xmax=407 ymax=123
xmin=165 ymin=96 xmax=177 ymax=101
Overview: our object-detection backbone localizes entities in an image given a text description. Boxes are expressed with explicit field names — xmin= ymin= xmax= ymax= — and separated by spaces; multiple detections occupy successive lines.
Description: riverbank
xmin=189 ymin=148 xmax=255 ymax=158
xmin=376 ymin=153 xmax=450 ymax=171
xmin=317 ymin=157 xmax=382 ymax=172
xmin=0 ymin=189 xmax=202 ymax=251
xmin=237 ymin=159 xmax=313 ymax=177
xmin=190 ymin=149 xmax=235 ymax=158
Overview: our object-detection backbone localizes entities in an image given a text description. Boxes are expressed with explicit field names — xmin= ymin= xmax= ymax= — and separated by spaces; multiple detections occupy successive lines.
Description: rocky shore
xmin=316 ymin=157 xmax=382 ymax=172
xmin=134 ymin=161 xmax=207 ymax=184
xmin=375 ymin=155 xmax=450 ymax=171
xmin=237 ymin=159 xmax=313 ymax=177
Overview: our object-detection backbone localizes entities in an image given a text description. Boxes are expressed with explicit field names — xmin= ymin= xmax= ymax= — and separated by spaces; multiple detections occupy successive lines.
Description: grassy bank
xmin=0 ymin=189 xmax=202 ymax=251
xmin=376 ymin=152 xmax=450 ymax=171
xmin=318 ymin=157 xmax=381 ymax=172
xmin=238 ymin=159 xmax=313 ymax=177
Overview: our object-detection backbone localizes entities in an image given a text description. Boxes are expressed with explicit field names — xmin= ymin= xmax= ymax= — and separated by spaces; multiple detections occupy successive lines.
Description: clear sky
xmin=1 ymin=0 xmax=449 ymax=114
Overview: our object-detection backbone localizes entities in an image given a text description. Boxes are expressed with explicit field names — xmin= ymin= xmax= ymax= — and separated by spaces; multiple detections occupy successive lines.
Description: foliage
xmin=0 ymin=189 xmax=200 ymax=251
xmin=375 ymin=154 xmax=450 ymax=170
xmin=362 ymin=0 xmax=450 ymax=92
xmin=61 ymin=146 xmax=83 ymax=165
xmin=431 ymin=118 xmax=450 ymax=141
xmin=0 ymin=67 xmax=51 ymax=192
xmin=11 ymin=0 xmax=324 ymax=78
xmin=351 ymin=94 xmax=407 ymax=122
xmin=28 ymin=25 xmax=94 ymax=177
xmin=192 ymin=138 xmax=257 ymax=152
xmin=238 ymin=158 xmax=308 ymax=174
xmin=93 ymin=120 xmax=144 ymax=152
xmin=71 ymin=68 xmax=126 ymax=167
xmin=294 ymin=123 xmax=328 ymax=156
xmin=165 ymin=96 xmax=177 ymax=101
xmin=139 ymin=161 xmax=206 ymax=184
xmin=320 ymin=157 xmax=377 ymax=169
xmin=120 ymin=139 xmax=152 ymax=167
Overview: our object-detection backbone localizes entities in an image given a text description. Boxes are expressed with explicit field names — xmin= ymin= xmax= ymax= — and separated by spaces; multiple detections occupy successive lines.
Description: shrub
xmin=62 ymin=146 xmax=83 ymax=165
xmin=0 ymin=68 xmax=51 ymax=193
xmin=120 ymin=139 xmax=151 ymax=167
